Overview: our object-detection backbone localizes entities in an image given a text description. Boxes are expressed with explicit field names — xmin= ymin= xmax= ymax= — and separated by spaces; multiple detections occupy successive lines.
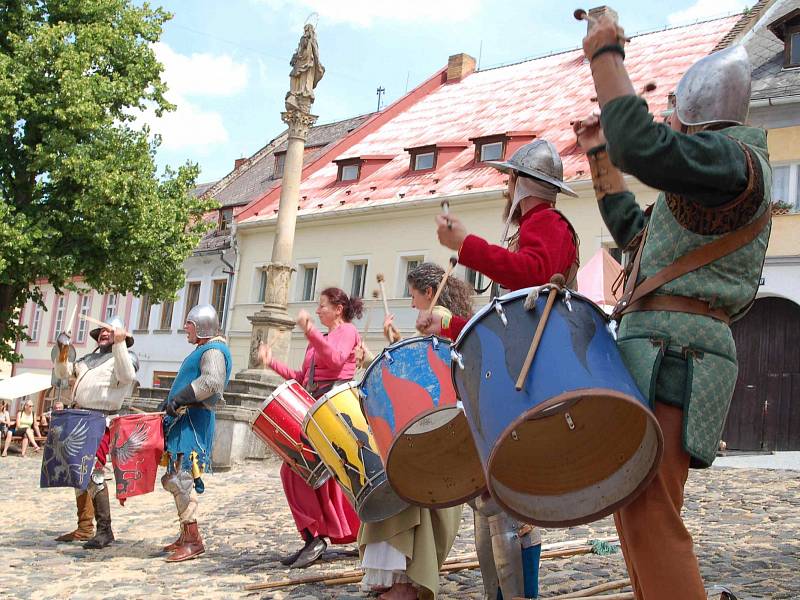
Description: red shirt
xmin=442 ymin=203 xmax=577 ymax=339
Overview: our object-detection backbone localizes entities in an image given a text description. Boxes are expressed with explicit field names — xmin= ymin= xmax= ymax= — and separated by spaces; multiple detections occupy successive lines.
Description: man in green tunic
xmin=574 ymin=14 xmax=771 ymax=600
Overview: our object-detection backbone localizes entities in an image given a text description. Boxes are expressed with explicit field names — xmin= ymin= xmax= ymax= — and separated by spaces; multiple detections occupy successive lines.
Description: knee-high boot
xmin=55 ymin=491 xmax=95 ymax=542
xmin=84 ymin=482 xmax=114 ymax=549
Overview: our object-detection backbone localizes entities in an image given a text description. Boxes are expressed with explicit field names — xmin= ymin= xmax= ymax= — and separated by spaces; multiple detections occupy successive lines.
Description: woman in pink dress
xmin=259 ymin=287 xmax=363 ymax=568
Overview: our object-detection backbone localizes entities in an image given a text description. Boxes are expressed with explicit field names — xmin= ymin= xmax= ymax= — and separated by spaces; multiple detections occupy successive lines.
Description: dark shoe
xmin=291 ymin=537 xmax=326 ymax=569
xmin=280 ymin=545 xmax=306 ymax=566
xmin=83 ymin=485 xmax=114 ymax=549
xmin=166 ymin=521 xmax=205 ymax=562
xmin=163 ymin=523 xmax=186 ymax=553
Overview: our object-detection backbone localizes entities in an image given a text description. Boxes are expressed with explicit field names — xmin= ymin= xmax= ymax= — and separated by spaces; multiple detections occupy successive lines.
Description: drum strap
xmin=613 ymin=205 xmax=771 ymax=322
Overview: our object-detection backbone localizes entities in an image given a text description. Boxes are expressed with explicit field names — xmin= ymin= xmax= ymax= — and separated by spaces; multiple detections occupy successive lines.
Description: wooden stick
xmin=375 ymin=274 xmax=391 ymax=316
xmin=64 ymin=302 xmax=78 ymax=336
xmin=551 ymin=578 xmax=631 ymax=599
xmin=515 ymin=276 xmax=564 ymax=391
xmin=80 ymin=314 xmax=133 ymax=338
xmin=428 ymin=257 xmax=458 ymax=316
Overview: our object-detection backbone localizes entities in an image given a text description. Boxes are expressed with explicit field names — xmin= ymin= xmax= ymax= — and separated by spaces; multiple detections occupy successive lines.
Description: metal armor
xmin=89 ymin=314 xmax=134 ymax=347
xmin=486 ymin=139 xmax=578 ymax=198
xmin=185 ymin=304 xmax=220 ymax=339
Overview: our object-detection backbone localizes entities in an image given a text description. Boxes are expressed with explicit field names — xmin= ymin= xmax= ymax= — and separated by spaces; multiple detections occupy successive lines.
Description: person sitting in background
xmin=0 ymin=401 xmax=12 ymax=448
xmin=39 ymin=400 xmax=65 ymax=429
xmin=2 ymin=400 xmax=42 ymax=457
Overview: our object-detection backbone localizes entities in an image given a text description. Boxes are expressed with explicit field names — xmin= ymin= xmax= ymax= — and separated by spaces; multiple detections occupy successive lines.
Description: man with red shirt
xmin=418 ymin=138 xmax=579 ymax=600
xmin=418 ymin=138 xmax=579 ymax=339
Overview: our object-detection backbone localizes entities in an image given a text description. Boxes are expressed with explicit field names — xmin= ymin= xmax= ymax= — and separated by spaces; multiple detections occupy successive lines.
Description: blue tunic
xmin=163 ymin=340 xmax=232 ymax=478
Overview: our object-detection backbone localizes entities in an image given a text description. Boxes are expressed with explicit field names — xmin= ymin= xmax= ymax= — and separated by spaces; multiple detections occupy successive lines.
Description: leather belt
xmin=622 ymin=294 xmax=731 ymax=325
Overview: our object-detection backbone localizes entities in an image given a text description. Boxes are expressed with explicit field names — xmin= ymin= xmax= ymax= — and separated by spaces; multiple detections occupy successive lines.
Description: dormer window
xmin=219 ymin=207 xmax=233 ymax=230
xmin=470 ymin=132 xmax=536 ymax=164
xmin=340 ymin=163 xmax=360 ymax=182
xmin=767 ymin=8 xmax=800 ymax=69
xmin=414 ymin=151 xmax=436 ymax=171
xmin=479 ymin=141 xmax=504 ymax=162
xmin=273 ymin=151 xmax=286 ymax=179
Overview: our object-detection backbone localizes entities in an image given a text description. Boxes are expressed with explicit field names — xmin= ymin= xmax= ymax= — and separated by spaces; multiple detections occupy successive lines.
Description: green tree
xmin=0 ymin=0 xmax=216 ymax=362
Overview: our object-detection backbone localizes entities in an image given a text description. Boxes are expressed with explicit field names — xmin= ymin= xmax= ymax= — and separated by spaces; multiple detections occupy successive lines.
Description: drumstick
xmin=80 ymin=314 xmax=133 ymax=338
xmin=428 ymin=257 xmax=458 ymax=316
xmin=441 ymin=200 xmax=452 ymax=230
xmin=515 ymin=274 xmax=565 ymax=391
xmin=376 ymin=274 xmax=400 ymax=343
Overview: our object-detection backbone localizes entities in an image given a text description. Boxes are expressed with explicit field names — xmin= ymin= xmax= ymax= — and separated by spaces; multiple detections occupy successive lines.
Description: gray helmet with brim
xmin=486 ymin=139 xmax=578 ymax=198
xmin=90 ymin=314 xmax=134 ymax=347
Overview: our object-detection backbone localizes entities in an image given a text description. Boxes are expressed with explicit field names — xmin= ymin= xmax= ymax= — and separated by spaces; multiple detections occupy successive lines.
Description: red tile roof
xmin=240 ymin=16 xmax=740 ymax=224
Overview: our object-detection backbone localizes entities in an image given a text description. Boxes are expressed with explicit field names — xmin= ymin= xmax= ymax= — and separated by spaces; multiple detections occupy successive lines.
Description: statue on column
xmin=285 ymin=24 xmax=325 ymax=114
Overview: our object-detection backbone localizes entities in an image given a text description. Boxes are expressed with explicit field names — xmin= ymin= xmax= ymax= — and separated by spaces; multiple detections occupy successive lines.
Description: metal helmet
xmin=186 ymin=304 xmax=219 ymax=339
xmin=675 ymin=45 xmax=751 ymax=127
xmin=486 ymin=139 xmax=578 ymax=198
xmin=90 ymin=315 xmax=134 ymax=347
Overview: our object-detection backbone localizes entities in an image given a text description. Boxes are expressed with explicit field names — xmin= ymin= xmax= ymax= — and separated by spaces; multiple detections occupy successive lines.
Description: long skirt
xmin=358 ymin=504 xmax=463 ymax=600
xmin=280 ymin=462 xmax=360 ymax=544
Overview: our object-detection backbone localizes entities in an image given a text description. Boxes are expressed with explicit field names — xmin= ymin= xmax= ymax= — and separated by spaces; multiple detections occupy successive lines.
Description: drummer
xmin=260 ymin=287 xmax=363 ymax=569
xmin=359 ymin=262 xmax=470 ymax=600
xmin=419 ymin=141 xmax=580 ymax=600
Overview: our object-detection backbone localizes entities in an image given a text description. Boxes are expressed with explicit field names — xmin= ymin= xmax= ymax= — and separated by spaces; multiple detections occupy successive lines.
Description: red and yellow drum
xmin=250 ymin=379 xmax=330 ymax=489
xmin=303 ymin=382 xmax=408 ymax=523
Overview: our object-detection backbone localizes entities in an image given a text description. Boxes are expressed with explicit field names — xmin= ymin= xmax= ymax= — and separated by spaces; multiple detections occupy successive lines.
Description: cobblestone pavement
xmin=0 ymin=453 xmax=798 ymax=599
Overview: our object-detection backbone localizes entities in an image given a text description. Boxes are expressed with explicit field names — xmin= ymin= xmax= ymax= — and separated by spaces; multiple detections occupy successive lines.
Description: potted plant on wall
xmin=771 ymin=200 xmax=794 ymax=216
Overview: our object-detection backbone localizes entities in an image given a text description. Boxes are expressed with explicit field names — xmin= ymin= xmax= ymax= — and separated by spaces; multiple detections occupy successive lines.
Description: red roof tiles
xmin=240 ymin=16 xmax=740 ymax=224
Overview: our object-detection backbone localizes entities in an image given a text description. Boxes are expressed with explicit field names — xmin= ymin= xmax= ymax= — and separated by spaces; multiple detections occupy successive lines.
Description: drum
xmin=451 ymin=286 xmax=664 ymax=527
xmin=250 ymin=380 xmax=330 ymax=489
xmin=360 ymin=336 xmax=485 ymax=508
xmin=303 ymin=382 xmax=408 ymax=522
xmin=40 ymin=409 xmax=107 ymax=490
xmin=109 ymin=413 xmax=165 ymax=503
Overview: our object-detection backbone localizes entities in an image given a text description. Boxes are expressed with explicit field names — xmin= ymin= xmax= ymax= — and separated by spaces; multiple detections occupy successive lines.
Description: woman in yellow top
xmin=2 ymin=399 xmax=42 ymax=457
xmin=361 ymin=262 xmax=473 ymax=600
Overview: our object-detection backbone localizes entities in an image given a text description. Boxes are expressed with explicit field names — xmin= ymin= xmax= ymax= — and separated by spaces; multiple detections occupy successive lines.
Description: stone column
xmin=241 ymin=25 xmax=325 ymax=379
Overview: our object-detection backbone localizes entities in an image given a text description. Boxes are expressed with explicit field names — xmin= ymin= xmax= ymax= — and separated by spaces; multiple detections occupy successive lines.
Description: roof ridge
xmin=477 ymin=13 xmax=744 ymax=73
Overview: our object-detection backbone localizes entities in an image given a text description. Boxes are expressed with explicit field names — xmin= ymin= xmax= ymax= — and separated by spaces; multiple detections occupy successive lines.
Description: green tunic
xmin=598 ymin=95 xmax=772 ymax=468
xmin=358 ymin=505 xmax=463 ymax=600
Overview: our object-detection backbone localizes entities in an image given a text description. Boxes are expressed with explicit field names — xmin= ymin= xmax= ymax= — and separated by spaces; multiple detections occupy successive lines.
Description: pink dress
xmin=269 ymin=322 xmax=362 ymax=543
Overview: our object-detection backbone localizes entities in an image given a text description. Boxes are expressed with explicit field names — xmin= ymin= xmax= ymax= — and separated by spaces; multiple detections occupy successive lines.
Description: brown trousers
xmin=613 ymin=402 xmax=706 ymax=600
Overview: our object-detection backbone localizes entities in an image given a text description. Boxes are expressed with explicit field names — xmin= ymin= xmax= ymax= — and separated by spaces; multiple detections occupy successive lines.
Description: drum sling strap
xmin=613 ymin=206 xmax=771 ymax=324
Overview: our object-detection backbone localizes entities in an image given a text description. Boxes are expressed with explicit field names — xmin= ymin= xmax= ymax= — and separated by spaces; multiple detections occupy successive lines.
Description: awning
xmin=0 ymin=372 xmax=53 ymax=400
xmin=577 ymin=248 xmax=624 ymax=311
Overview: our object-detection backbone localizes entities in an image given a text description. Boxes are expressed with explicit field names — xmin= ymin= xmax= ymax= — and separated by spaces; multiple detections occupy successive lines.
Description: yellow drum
xmin=303 ymin=382 xmax=408 ymax=523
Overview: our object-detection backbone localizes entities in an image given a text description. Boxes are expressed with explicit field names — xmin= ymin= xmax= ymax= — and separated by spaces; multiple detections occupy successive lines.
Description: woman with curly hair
xmin=260 ymin=287 xmax=364 ymax=569
xmin=361 ymin=262 xmax=473 ymax=600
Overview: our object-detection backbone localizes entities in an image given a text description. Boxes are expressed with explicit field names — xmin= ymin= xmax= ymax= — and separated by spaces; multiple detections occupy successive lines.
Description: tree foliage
xmin=0 ymin=0 xmax=216 ymax=362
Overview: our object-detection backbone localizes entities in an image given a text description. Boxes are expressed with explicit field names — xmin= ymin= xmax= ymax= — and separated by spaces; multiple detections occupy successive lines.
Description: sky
xmin=146 ymin=0 xmax=752 ymax=185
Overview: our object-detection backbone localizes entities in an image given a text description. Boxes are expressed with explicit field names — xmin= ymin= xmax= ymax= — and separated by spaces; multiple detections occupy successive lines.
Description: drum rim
xmin=453 ymin=285 xmax=609 ymax=350
xmin=361 ymin=334 xmax=451 ymax=385
xmin=301 ymin=380 xmax=360 ymax=431
xmin=485 ymin=388 xmax=665 ymax=528
xmin=249 ymin=379 xmax=311 ymax=428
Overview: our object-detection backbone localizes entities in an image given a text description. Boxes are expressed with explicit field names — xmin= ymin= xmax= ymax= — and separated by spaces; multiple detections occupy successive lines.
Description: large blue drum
xmin=451 ymin=286 xmax=663 ymax=527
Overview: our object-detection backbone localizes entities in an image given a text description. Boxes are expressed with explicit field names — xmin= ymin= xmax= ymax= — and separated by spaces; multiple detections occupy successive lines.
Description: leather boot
xmin=83 ymin=485 xmax=115 ymax=549
xmin=166 ymin=521 xmax=204 ymax=562
xmin=163 ymin=523 xmax=186 ymax=553
xmin=55 ymin=492 xmax=95 ymax=542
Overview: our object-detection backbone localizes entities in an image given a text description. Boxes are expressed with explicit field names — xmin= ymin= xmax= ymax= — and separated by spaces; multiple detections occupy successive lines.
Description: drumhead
xmin=404 ymin=405 xmax=460 ymax=434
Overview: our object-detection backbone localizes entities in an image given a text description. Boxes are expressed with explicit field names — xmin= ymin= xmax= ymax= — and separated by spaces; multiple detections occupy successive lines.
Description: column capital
xmin=281 ymin=110 xmax=318 ymax=140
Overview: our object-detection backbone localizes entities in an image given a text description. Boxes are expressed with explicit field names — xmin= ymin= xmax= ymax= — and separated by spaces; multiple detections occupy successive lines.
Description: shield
xmin=109 ymin=413 xmax=165 ymax=505
xmin=40 ymin=409 xmax=106 ymax=490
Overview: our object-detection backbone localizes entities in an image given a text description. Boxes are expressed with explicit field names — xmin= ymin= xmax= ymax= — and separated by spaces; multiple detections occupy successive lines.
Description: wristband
xmin=591 ymin=44 xmax=625 ymax=62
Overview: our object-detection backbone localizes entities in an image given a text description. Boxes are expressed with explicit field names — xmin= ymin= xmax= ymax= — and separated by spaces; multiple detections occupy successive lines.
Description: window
xmin=159 ymin=300 xmax=174 ymax=330
xmin=104 ymin=294 xmax=118 ymax=321
xmin=137 ymin=294 xmax=152 ymax=331
xmin=340 ymin=164 xmax=360 ymax=182
xmin=772 ymin=162 xmax=800 ymax=211
xmin=183 ymin=281 xmax=201 ymax=323
xmin=76 ymin=294 xmax=91 ymax=343
xmin=212 ymin=279 xmax=227 ymax=318
xmin=274 ymin=152 xmax=286 ymax=178
xmin=479 ymin=141 xmax=504 ymax=162
xmin=153 ymin=371 xmax=178 ymax=389
xmin=413 ymin=151 xmax=436 ymax=171
xmin=29 ymin=301 xmax=44 ymax=342
xmin=401 ymin=256 xmax=423 ymax=297
xmin=465 ymin=268 xmax=487 ymax=294
xmin=257 ymin=268 xmax=268 ymax=303
xmin=52 ymin=296 xmax=67 ymax=339
xmin=790 ymin=31 xmax=800 ymax=67
xmin=350 ymin=262 xmax=368 ymax=299
xmin=219 ymin=208 xmax=234 ymax=231
xmin=298 ymin=264 xmax=318 ymax=301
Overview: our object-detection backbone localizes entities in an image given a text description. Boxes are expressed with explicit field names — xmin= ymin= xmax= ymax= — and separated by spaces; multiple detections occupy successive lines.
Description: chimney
xmin=446 ymin=53 xmax=476 ymax=83
xmin=234 ymin=157 xmax=247 ymax=170
xmin=588 ymin=5 xmax=619 ymax=23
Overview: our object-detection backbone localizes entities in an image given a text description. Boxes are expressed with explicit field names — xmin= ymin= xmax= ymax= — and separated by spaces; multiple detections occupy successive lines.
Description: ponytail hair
xmin=320 ymin=287 xmax=364 ymax=322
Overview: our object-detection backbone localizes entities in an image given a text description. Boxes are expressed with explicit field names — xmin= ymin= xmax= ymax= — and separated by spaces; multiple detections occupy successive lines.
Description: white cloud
xmin=667 ymin=0 xmax=749 ymax=26
xmin=255 ymin=0 xmax=482 ymax=28
xmin=130 ymin=43 xmax=251 ymax=153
